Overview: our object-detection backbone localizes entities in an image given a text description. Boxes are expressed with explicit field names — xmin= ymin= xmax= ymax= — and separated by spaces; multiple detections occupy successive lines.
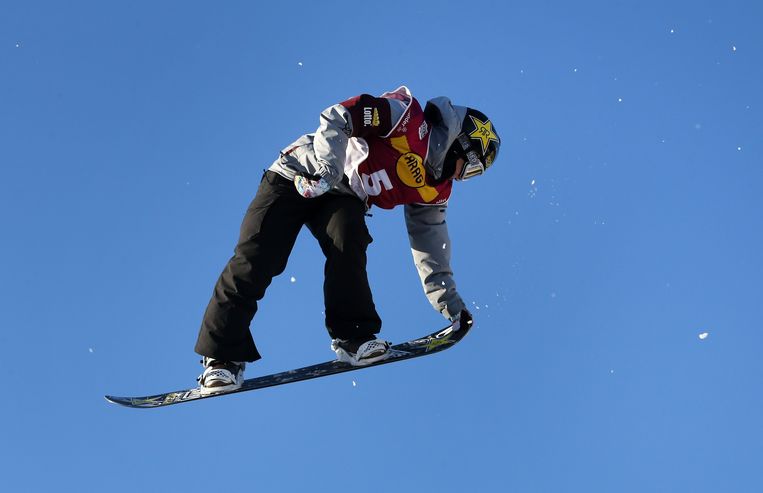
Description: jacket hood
xmin=424 ymin=96 xmax=468 ymax=181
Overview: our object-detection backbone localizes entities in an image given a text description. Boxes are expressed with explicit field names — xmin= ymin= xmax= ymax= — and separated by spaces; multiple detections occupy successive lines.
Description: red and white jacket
xmin=270 ymin=86 xmax=467 ymax=320
xmin=340 ymin=86 xmax=452 ymax=209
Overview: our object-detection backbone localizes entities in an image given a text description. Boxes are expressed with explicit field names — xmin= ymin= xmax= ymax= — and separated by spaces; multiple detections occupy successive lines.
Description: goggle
xmin=455 ymin=134 xmax=486 ymax=180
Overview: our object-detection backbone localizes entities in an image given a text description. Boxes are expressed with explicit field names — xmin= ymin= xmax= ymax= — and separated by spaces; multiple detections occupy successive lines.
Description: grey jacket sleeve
xmin=311 ymin=103 xmax=354 ymax=187
xmin=272 ymin=96 xmax=407 ymax=188
xmin=404 ymin=203 xmax=466 ymax=320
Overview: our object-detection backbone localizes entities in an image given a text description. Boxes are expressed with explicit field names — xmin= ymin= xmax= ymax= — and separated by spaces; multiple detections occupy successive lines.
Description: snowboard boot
xmin=331 ymin=335 xmax=391 ymax=366
xmin=197 ymin=357 xmax=245 ymax=395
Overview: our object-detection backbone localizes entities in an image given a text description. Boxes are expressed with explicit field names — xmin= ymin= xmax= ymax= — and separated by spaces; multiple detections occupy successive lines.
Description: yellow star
xmin=468 ymin=116 xmax=499 ymax=155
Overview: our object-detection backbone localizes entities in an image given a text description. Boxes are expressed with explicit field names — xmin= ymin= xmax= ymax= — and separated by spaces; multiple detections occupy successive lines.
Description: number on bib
xmin=361 ymin=169 xmax=393 ymax=196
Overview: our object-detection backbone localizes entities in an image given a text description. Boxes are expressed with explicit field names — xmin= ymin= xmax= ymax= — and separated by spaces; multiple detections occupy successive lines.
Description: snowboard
xmin=105 ymin=319 xmax=471 ymax=409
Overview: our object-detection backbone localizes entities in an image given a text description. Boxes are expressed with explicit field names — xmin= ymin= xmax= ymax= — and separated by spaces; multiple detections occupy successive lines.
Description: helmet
xmin=444 ymin=108 xmax=501 ymax=181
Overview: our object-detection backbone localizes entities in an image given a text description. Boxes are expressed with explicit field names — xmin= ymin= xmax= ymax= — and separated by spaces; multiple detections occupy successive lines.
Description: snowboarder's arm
xmin=404 ymin=203 xmax=466 ymax=321
xmin=295 ymin=94 xmax=405 ymax=197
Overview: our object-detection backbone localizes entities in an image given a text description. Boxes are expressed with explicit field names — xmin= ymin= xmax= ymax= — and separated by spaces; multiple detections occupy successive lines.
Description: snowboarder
xmin=195 ymin=86 xmax=501 ymax=394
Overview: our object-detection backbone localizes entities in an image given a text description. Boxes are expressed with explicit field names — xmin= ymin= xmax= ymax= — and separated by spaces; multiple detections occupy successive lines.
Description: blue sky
xmin=2 ymin=1 xmax=762 ymax=491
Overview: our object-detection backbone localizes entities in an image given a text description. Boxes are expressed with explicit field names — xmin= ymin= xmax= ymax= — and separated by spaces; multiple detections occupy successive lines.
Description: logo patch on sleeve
xmin=363 ymin=107 xmax=380 ymax=127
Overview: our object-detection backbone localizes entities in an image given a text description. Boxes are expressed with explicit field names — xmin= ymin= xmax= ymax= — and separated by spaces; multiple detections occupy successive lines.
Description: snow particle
xmin=669 ymin=28 xmax=675 ymax=34
xmin=442 ymin=243 xmax=447 ymax=249
xmin=698 ymin=332 xmax=709 ymax=340
xmin=88 ymin=348 xmax=94 ymax=353
xmin=732 ymin=45 xmax=737 ymax=52
xmin=737 ymin=146 xmax=742 ymax=151
xmin=529 ymin=179 xmax=538 ymax=198
xmin=352 ymin=380 xmax=357 ymax=387
xmin=298 ymin=62 xmax=303 ymax=67
xmin=290 ymin=276 xmax=296 ymax=283
xmin=617 ymin=97 xmax=623 ymax=103
xmin=15 ymin=41 xmax=22 ymax=48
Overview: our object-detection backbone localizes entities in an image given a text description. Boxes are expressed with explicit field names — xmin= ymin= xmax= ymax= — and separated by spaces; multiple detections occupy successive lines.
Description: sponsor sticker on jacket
xmin=418 ymin=121 xmax=428 ymax=140
xmin=363 ymin=107 xmax=380 ymax=127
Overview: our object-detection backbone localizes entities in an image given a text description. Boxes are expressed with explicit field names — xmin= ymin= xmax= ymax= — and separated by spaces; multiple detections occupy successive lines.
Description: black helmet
xmin=442 ymin=108 xmax=501 ymax=181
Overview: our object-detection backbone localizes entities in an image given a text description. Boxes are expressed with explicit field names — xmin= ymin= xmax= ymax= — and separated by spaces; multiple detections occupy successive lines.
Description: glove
xmin=294 ymin=172 xmax=331 ymax=199
xmin=453 ymin=308 xmax=473 ymax=332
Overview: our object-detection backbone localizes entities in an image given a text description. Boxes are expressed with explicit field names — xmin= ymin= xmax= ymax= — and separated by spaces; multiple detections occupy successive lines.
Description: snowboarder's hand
xmin=453 ymin=309 xmax=473 ymax=332
xmin=294 ymin=172 xmax=331 ymax=199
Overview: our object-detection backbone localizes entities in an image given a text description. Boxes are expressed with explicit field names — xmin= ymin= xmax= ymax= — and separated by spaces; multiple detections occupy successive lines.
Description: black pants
xmin=194 ymin=171 xmax=382 ymax=362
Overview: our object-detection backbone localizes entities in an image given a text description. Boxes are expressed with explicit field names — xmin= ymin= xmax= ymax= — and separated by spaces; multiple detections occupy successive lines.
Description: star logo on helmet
xmin=468 ymin=116 xmax=499 ymax=155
